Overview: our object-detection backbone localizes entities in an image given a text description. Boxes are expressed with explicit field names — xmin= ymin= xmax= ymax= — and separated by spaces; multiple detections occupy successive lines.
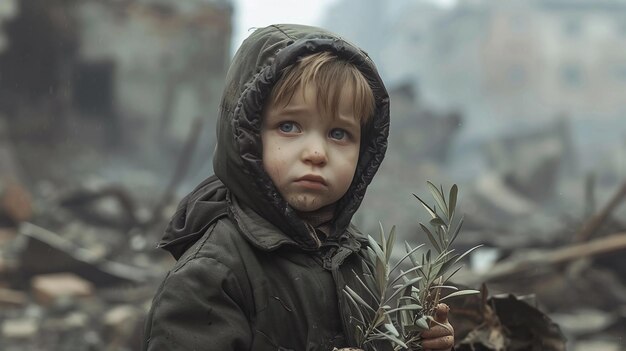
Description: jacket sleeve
xmin=143 ymin=256 xmax=252 ymax=350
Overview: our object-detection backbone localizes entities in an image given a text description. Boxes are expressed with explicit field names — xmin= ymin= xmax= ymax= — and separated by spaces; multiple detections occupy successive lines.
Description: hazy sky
xmin=231 ymin=0 xmax=338 ymax=53
xmin=231 ymin=0 xmax=456 ymax=55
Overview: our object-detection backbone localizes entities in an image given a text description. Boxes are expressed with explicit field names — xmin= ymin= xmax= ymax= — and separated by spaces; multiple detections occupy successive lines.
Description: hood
xmin=214 ymin=24 xmax=390 ymax=249
xmin=157 ymin=175 xmax=229 ymax=259
xmin=161 ymin=24 xmax=390 ymax=255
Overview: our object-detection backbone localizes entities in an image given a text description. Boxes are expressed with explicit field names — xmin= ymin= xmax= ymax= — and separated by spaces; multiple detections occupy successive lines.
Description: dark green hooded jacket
xmin=143 ymin=24 xmax=390 ymax=351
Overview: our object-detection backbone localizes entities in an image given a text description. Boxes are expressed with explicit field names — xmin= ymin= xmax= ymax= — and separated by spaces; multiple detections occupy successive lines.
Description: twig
xmin=481 ymin=232 xmax=626 ymax=282
xmin=59 ymin=185 xmax=139 ymax=230
xmin=584 ymin=172 xmax=596 ymax=218
xmin=573 ymin=180 xmax=626 ymax=243
xmin=432 ymin=276 xmax=444 ymax=309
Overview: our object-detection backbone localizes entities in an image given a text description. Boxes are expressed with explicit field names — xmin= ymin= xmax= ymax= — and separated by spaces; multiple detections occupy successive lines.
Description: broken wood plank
xmin=480 ymin=232 xmax=626 ymax=282
xmin=573 ymin=181 xmax=626 ymax=243
xmin=17 ymin=222 xmax=159 ymax=286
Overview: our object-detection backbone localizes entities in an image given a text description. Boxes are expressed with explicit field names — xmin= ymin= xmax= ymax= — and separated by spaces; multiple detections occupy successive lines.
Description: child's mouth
xmin=295 ymin=175 xmax=327 ymax=190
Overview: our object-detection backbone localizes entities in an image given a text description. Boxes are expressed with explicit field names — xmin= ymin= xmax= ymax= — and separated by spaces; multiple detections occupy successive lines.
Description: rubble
xmin=453 ymin=180 xmax=626 ymax=350
xmin=0 ymin=0 xmax=232 ymax=349
xmin=449 ymin=285 xmax=566 ymax=351
xmin=16 ymin=222 xmax=158 ymax=286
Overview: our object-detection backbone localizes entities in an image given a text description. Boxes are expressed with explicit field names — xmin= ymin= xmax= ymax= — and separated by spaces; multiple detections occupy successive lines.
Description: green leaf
xmin=375 ymin=256 xmax=387 ymax=295
xmin=397 ymin=296 xmax=421 ymax=327
xmin=355 ymin=325 xmax=365 ymax=346
xmin=385 ymin=323 xmax=400 ymax=337
xmin=405 ymin=241 xmax=422 ymax=268
xmin=436 ymin=225 xmax=446 ymax=250
xmin=390 ymin=242 xmax=424 ymax=274
xmin=386 ymin=225 xmax=396 ymax=263
xmin=448 ymin=184 xmax=458 ymax=220
xmin=429 ymin=285 xmax=459 ymax=291
xmin=367 ymin=235 xmax=386 ymax=266
xmin=429 ymin=217 xmax=446 ymax=228
xmin=352 ymin=270 xmax=380 ymax=305
xmin=428 ymin=261 xmax=444 ymax=281
xmin=439 ymin=289 xmax=481 ymax=301
xmin=440 ymin=184 xmax=446 ymax=203
xmin=420 ymin=223 xmax=442 ymax=253
xmin=366 ymin=247 xmax=377 ymax=267
xmin=404 ymin=324 xmax=424 ymax=333
xmin=453 ymin=244 xmax=483 ymax=265
xmin=434 ymin=249 xmax=457 ymax=265
xmin=427 ymin=181 xmax=449 ymax=219
xmin=373 ymin=310 xmax=386 ymax=327
xmin=450 ymin=216 xmax=464 ymax=244
xmin=416 ymin=265 xmax=428 ymax=282
xmin=386 ymin=276 xmax=422 ymax=304
xmin=378 ymin=222 xmax=386 ymax=253
xmin=349 ymin=316 xmax=366 ymax=328
xmin=398 ymin=295 xmax=421 ymax=304
xmin=360 ymin=258 xmax=373 ymax=273
xmin=386 ymin=304 xmax=423 ymax=314
xmin=381 ymin=331 xmax=408 ymax=349
xmin=415 ymin=315 xmax=430 ymax=330
xmin=443 ymin=265 xmax=464 ymax=283
xmin=390 ymin=265 xmax=422 ymax=287
xmin=434 ymin=252 xmax=460 ymax=278
xmin=345 ymin=286 xmax=376 ymax=313
xmin=413 ymin=193 xmax=437 ymax=219
xmin=358 ymin=262 xmax=379 ymax=298
xmin=343 ymin=289 xmax=366 ymax=324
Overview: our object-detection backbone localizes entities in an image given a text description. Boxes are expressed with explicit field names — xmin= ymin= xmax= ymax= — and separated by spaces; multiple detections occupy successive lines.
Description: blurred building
xmin=0 ymin=0 xmax=232 ymax=149
xmin=77 ymin=0 xmax=232 ymax=146
xmin=324 ymin=0 xmax=626 ymax=175
xmin=478 ymin=0 xmax=626 ymax=123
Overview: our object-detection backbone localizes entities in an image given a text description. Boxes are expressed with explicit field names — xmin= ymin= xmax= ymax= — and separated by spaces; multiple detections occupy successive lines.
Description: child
xmin=143 ymin=24 xmax=454 ymax=351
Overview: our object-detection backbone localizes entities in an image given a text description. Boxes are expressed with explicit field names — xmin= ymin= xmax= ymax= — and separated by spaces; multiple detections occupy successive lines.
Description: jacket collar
xmin=228 ymin=192 xmax=366 ymax=254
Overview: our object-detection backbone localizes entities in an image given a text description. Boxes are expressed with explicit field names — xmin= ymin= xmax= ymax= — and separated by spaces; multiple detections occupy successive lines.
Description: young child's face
xmin=261 ymin=82 xmax=361 ymax=212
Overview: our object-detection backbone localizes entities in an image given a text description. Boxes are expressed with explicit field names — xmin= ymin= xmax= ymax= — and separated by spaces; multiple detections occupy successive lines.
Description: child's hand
xmin=420 ymin=303 xmax=454 ymax=351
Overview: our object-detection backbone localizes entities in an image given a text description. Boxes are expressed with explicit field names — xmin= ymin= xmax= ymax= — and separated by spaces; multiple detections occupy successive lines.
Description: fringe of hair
xmin=268 ymin=52 xmax=375 ymax=125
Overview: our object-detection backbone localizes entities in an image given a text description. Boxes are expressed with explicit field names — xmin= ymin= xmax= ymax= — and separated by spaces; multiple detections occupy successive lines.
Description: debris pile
xmin=453 ymin=181 xmax=626 ymax=351
xmin=0 ymin=178 xmax=172 ymax=350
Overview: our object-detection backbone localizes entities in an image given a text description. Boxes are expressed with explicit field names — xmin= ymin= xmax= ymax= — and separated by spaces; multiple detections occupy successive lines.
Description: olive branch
xmin=343 ymin=182 xmax=481 ymax=350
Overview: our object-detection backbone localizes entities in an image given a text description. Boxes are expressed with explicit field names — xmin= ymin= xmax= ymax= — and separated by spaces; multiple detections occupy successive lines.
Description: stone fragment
xmin=104 ymin=305 xmax=138 ymax=328
xmin=31 ymin=272 xmax=94 ymax=306
xmin=0 ymin=180 xmax=32 ymax=224
xmin=2 ymin=318 xmax=38 ymax=339
xmin=0 ymin=227 xmax=17 ymax=245
xmin=0 ymin=287 xmax=27 ymax=307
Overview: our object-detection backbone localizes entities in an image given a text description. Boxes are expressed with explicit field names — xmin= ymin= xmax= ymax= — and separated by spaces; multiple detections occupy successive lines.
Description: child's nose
xmin=302 ymin=138 xmax=328 ymax=166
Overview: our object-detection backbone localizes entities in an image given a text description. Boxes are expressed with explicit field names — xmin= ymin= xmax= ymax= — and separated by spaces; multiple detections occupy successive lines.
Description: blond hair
xmin=268 ymin=52 xmax=375 ymax=125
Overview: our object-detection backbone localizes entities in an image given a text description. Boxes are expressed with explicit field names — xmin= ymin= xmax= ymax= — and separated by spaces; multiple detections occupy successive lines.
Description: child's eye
xmin=329 ymin=128 xmax=348 ymax=140
xmin=278 ymin=122 xmax=300 ymax=133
